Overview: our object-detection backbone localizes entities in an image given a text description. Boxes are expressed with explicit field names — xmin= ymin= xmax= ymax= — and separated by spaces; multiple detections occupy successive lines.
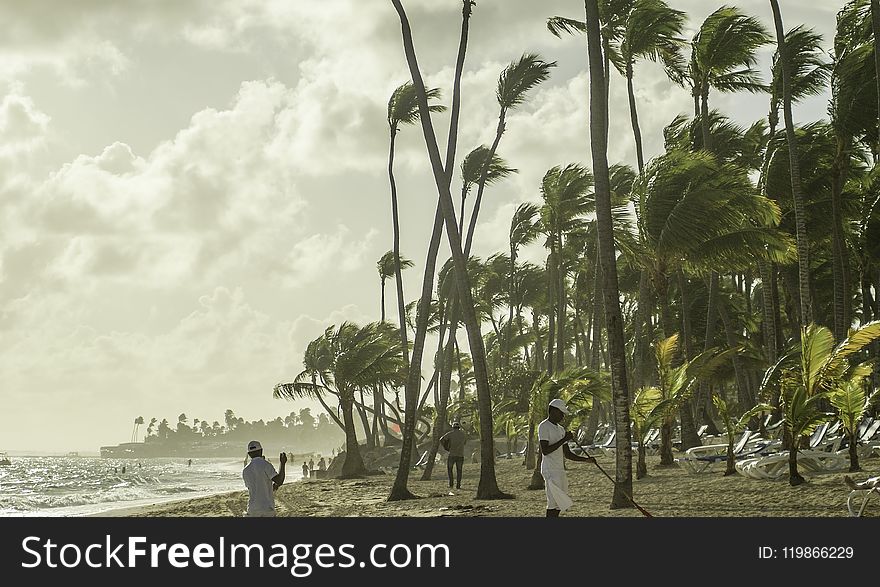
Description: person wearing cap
xmin=439 ymin=420 xmax=467 ymax=490
xmin=242 ymin=440 xmax=287 ymax=517
xmin=538 ymin=398 xmax=595 ymax=517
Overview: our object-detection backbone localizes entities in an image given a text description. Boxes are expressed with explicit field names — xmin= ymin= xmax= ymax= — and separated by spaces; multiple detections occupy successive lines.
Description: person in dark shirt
xmin=439 ymin=421 xmax=467 ymax=489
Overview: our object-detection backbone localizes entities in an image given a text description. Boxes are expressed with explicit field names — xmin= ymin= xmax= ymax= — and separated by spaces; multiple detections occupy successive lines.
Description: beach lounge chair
xmin=846 ymin=476 xmax=880 ymax=517
xmin=583 ymin=429 xmax=616 ymax=456
xmin=735 ymin=449 xmax=848 ymax=480
xmin=677 ymin=430 xmax=776 ymax=473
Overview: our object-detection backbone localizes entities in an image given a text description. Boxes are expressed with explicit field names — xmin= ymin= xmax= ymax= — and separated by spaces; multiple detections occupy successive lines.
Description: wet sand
xmin=89 ymin=451 xmax=880 ymax=518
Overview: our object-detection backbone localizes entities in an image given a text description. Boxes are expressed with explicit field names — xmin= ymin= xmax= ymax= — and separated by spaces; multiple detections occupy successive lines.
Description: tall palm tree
xmin=538 ymin=164 xmax=593 ymax=373
xmin=275 ymin=322 xmax=405 ymax=478
xmin=508 ymin=203 xmax=540 ymax=366
xmin=388 ymin=0 xmax=489 ymax=501
xmin=770 ymin=0 xmax=816 ymax=329
xmin=830 ymin=0 xmax=879 ymax=340
xmin=585 ymin=0 xmax=635 ymax=510
xmin=131 ymin=416 xmax=144 ymax=443
xmin=387 ymin=82 xmax=445 ymax=358
xmin=462 ymin=53 xmax=555 ymax=256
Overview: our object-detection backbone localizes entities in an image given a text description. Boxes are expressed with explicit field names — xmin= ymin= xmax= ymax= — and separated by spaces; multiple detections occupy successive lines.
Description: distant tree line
xmin=132 ymin=408 xmax=344 ymax=455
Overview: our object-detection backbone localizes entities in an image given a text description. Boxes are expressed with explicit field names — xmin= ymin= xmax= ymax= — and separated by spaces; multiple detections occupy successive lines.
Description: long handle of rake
xmin=573 ymin=440 xmax=653 ymax=518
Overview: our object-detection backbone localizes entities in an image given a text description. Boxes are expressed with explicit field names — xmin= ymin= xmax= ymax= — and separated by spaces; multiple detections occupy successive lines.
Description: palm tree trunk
xmin=380 ymin=278 xmax=386 ymax=322
xmin=678 ymin=270 xmax=701 ymax=450
xmin=788 ymin=443 xmax=804 ymax=486
xmin=591 ymin=248 xmax=603 ymax=370
xmin=872 ymin=0 xmax=880 ymax=153
xmin=556 ymin=234 xmax=566 ymax=371
xmin=758 ymin=259 xmax=778 ymax=364
xmin=831 ymin=152 xmax=850 ymax=340
xmin=391 ymin=0 xmax=508 ymax=500
xmin=340 ymin=394 xmax=367 ymax=478
xmin=387 ymin=0 xmax=472 ymax=502
xmin=770 ymin=0 xmax=813 ymax=327
xmin=586 ymin=0 xmax=634 ymax=510
xmin=547 ymin=262 xmax=557 ymax=374
xmin=388 ymin=129 xmax=410 ymax=363
xmin=634 ymin=271 xmax=653 ymax=387
xmin=422 ymin=335 xmax=455 ymax=480
xmin=357 ymin=391 xmax=374 ymax=451
xmin=507 ymin=243 xmax=517 ymax=367
xmin=626 ymin=63 xmax=645 ymax=173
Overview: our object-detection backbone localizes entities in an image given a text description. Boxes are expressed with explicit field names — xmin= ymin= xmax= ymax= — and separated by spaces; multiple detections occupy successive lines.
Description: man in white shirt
xmin=538 ymin=398 xmax=595 ymax=517
xmin=242 ymin=440 xmax=287 ymax=517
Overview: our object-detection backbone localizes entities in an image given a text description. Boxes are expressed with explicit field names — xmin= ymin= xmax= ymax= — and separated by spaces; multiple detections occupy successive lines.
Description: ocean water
xmin=0 ymin=456 xmax=256 ymax=517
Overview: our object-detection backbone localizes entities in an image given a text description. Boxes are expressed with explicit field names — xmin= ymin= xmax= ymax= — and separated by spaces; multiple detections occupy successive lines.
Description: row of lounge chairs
xmin=675 ymin=416 xmax=880 ymax=480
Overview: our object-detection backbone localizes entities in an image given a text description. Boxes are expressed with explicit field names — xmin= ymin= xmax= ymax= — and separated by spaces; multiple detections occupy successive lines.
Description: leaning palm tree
xmin=377 ymin=251 xmax=413 ymax=323
xmin=463 ymin=53 xmax=555 ymax=256
xmin=391 ymin=0 xmax=513 ymax=500
xmin=275 ymin=322 xmax=405 ymax=478
xmin=387 ymin=82 xmax=445 ymax=359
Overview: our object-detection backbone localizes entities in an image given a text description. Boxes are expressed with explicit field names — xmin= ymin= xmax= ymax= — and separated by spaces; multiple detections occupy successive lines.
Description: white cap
xmin=247 ymin=440 xmax=262 ymax=453
xmin=548 ymin=398 xmax=570 ymax=415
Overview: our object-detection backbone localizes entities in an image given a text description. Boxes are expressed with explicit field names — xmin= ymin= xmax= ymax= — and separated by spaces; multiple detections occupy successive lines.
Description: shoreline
xmin=77 ymin=453 xmax=880 ymax=518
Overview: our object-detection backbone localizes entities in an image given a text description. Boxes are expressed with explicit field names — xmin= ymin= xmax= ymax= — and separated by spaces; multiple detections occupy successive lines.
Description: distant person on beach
xmin=538 ymin=398 xmax=595 ymax=518
xmin=308 ymin=457 xmax=315 ymax=471
xmin=187 ymin=459 xmax=192 ymax=467
xmin=302 ymin=461 xmax=309 ymax=479
xmin=242 ymin=440 xmax=286 ymax=517
xmin=121 ymin=466 xmax=126 ymax=474
xmin=317 ymin=457 xmax=326 ymax=471
xmin=439 ymin=421 xmax=466 ymax=489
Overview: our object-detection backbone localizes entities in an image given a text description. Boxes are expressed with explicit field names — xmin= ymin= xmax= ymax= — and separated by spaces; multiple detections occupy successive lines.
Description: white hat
xmin=247 ymin=440 xmax=262 ymax=453
xmin=548 ymin=398 xmax=570 ymax=415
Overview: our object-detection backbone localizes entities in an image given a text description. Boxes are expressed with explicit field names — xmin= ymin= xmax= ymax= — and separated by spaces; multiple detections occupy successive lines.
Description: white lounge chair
xmin=677 ymin=430 xmax=770 ymax=474
xmin=846 ymin=476 xmax=880 ymax=517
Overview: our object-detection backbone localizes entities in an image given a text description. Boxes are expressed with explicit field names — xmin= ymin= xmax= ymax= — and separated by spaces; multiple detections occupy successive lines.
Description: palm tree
xmin=377 ymin=250 xmax=413 ymax=322
xmin=550 ymin=1 xmax=685 ymax=174
xmin=388 ymin=0 xmax=478 ymax=501
xmin=131 ymin=416 xmax=144 ymax=443
xmin=275 ymin=322 xmax=405 ymax=478
xmin=829 ymin=0 xmax=879 ymax=340
xmin=462 ymin=53 xmax=555 ymax=257
xmin=585 ymin=0 xmax=636 ymax=510
xmin=508 ymin=203 xmax=540 ymax=366
xmin=387 ymin=82 xmax=445 ymax=358
xmin=829 ymin=374 xmax=879 ymax=471
xmin=538 ymin=164 xmax=593 ymax=373
xmin=459 ymin=147 xmax=516 ymax=233
xmin=639 ymin=334 xmax=734 ymax=466
xmin=770 ymin=0 xmax=817 ymax=329
xmin=765 ymin=321 xmax=880 ymax=484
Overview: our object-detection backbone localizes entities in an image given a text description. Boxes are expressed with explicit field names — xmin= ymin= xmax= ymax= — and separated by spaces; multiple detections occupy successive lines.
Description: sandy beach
xmin=88 ymin=452 xmax=880 ymax=518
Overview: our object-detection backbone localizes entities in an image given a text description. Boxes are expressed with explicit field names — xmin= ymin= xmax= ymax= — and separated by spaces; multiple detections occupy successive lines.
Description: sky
xmin=0 ymin=0 xmax=842 ymax=453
